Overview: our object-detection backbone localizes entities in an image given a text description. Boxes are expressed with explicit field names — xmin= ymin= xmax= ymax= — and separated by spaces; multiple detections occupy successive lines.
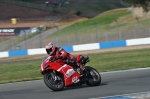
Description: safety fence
xmin=48 ymin=28 xmax=150 ymax=47
xmin=0 ymin=26 xmax=150 ymax=52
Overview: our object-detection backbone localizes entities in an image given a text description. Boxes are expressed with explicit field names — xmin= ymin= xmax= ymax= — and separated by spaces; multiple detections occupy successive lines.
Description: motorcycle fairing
xmin=48 ymin=63 xmax=81 ymax=86
xmin=41 ymin=56 xmax=82 ymax=86
xmin=41 ymin=60 xmax=64 ymax=74
xmin=58 ymin=64 xmax=81 ymax=86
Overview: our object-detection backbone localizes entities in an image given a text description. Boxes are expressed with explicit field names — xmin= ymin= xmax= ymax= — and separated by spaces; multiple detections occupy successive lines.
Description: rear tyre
xmin=44 ymin=71 xmax=64 ymax=91
xmin=85 ymin=66 xmax=101 ymax=86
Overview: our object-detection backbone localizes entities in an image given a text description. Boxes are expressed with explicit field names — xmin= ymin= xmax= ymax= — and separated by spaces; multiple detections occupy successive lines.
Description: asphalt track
xmin=0 ymin=68 xmax=150 ymax=99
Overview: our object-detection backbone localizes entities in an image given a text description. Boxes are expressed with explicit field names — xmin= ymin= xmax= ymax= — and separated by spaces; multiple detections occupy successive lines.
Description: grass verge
xmin=0 ymin=48 xmax=150 ymax=84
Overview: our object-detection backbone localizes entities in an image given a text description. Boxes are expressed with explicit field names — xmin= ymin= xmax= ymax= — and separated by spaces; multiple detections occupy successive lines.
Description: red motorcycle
xmin=40 ymin=55 xmax=101 ymax=91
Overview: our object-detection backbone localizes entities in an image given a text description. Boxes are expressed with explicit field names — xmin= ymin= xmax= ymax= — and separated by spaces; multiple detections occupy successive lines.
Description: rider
xmin=45 ymin=42 xmax=89 ymax=74
xmin=45 ymin=42 xmax=76 ymax=65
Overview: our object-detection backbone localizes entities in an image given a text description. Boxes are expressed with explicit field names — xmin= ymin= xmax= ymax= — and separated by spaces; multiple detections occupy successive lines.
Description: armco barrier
xmin=0 ymin=37 xmax=150 ymax=58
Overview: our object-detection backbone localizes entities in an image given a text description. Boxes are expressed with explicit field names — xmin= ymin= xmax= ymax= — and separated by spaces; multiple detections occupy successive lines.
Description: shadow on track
xmin=50 ymin=83 xmax=107 ymax=92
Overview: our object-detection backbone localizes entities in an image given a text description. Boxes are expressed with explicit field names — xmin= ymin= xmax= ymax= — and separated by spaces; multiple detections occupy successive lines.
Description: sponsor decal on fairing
xmin=72 ymin=76 xmax=80 ymax=83
xmin=65 ymin=69 xmax=75 ymax=77
xmin=57 ymin=64 xmax=67 ymax=71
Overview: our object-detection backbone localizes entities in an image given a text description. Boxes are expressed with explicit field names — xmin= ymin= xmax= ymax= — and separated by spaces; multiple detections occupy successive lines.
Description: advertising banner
xmin=0 ymin=27 xmax=31 ymax=36
xmin=0 ymin=28 xmax=15 ymax=36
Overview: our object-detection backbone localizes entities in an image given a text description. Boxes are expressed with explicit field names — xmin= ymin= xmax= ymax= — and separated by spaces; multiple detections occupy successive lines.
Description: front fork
xmin=51 ymin=70 xmax=58 ymax=81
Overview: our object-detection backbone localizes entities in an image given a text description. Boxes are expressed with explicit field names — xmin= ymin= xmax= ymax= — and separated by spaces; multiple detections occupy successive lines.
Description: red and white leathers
xmin=45 ymin=42 xmax=75 ymax=64
xmin=45 ymin=42 xmax=84 ymax=71
xmin=48 ymin=47 xmax=75 ymax=63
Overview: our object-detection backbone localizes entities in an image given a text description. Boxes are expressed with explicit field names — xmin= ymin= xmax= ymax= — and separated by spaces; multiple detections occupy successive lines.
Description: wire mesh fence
xmin=1 ymin=26 xmax=149 ymax=52
xmin=48 ymin=28 xmax=150 ymax=47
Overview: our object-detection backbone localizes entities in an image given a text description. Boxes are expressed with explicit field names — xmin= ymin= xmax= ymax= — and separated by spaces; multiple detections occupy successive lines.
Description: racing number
xmin=72 ymin=76 xmax=79 ymax=83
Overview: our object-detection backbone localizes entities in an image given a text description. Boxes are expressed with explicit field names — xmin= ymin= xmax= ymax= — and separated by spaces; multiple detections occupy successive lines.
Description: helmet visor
xmin=46 ymin=49 xmax=52 ymax=55
xmin=49 ymin=52 xmax=53 ymax=56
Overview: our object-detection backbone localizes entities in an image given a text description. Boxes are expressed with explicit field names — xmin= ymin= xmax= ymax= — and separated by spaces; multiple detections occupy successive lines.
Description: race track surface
xmin=0 ymin=68 xmax=150 ymax=99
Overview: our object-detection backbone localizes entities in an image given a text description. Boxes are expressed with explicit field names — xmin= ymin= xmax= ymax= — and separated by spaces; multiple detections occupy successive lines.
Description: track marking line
xmin=100 ymin=67 xmax=150 ymax=74
xmin=90 ymin=91 xmax=150 ymax=99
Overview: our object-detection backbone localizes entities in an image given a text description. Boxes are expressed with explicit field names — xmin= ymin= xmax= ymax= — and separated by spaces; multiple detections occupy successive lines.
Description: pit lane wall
xmin=0 ymin=37 xmax=150 ymax=58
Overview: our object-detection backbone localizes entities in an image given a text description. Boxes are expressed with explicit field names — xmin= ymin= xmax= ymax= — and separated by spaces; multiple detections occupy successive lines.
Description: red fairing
xmin=40 ymin=56 xmax=64 ymax=74
xmin=76 ymin=55 xmax=83 ymax=63
xmin=56 ymin=64 xmax=81 ymax=86
xmin=40 ymin=56 xmax=81 ymax=87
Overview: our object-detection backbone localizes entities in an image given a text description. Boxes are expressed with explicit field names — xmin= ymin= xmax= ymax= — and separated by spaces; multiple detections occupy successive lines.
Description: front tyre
xmin=44 ymin=71 xmax=64 ymax=91
xmin=85 ymin=66 xmax=101 ymax=86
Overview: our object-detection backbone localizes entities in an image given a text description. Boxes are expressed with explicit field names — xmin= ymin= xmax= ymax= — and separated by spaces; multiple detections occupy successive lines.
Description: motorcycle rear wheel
xmin=44 ymin=71 xmax=64 ymax=91
xmin=85 ymin=66 xmax=101 ymax=86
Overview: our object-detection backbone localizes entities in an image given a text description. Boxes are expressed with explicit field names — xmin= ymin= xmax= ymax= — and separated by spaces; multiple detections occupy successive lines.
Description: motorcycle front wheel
xmin=85 ymin=66 xmax=101 ymax=86
xmin=44 ymin=71 xmax=64 ymax=91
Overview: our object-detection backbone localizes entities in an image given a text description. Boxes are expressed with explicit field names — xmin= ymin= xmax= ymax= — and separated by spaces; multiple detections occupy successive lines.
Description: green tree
xmin=122 ymin=0 xmax=148 ymax=4
xmin=123 ymin=0 xmax=150 ymax=10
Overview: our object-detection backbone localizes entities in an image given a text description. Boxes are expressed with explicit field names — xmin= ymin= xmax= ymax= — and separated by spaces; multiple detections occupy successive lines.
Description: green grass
xmin=87 ymin=49 xmax=150 ymax=72
xmin=46 ymin=8 xmax=131 ymax=40
xmin=0 ymin=60 xmax=42 ymax=83
xmin=0 ymin=48 xmax=150 ymax=84
xmin=46 ymin=8 xmax=150 ymax=42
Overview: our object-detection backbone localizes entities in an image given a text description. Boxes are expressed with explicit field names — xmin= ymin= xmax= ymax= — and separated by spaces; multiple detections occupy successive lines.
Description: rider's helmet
xmin=45 ymin=42 xmax=56 ymax=56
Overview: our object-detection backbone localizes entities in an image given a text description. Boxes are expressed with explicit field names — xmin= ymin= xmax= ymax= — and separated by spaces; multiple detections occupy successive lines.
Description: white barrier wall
xmin=126 ymin=37 xmax=150 ymax=46
xmin=28 ymin=48 xmax=46 ymax=55
xmin=73 ymin=43 xmax=100 ymax=51
xmin=0 ymin=52 xmax=8 ymax=58
xmin=0 ymin=37 xmax=150 ymax=58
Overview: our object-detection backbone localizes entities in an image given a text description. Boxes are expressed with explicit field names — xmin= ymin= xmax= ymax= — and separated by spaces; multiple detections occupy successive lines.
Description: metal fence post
xmin=38 ymin=26 xmax=43 ymax=48
xmin=23 ymin=31 xmax=27 ymax=49
xmin=56 ymin=37 xmax=59 ymax=46
xmin=105 ymin=32 xmax=108 ymax=41
xmin=93 ymin=21 xmax=99 ymax=42
xmin=119 ymin=31 xmax=122 ymax=40
xmin=134 ymin=29 xmax=136 ymax=38
xmin=9 ymin=33 xmax=12 ymax=51
xmin=55 ymin=26 xmax=60 ymax=46
xmin=39 ymin=31 xmax=42 ymax=48
xmin=149 ymin=28 xmax=150 ymax=37
xmin=1 ymin=36 xmax=5 ymax=51
xmin=115 ymin=19 xmax=120 ymax=40
xmin=91 ymin=34 xmax=94 ymax=43
xmin=67 ymin=36 xmax=70 ymax=45
xmin=74 ymin=24 xmax=78 ymax=44
xmin=80 ymin=36 xmax=82 ymax=44
xmin=135 ymin=17 xmax=140 ymax=38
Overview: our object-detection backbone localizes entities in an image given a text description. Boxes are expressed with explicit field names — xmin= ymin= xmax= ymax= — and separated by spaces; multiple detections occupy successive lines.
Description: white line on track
xmin=100 ymin=67 xmax=150 ymax=74
xmin=90 ymin=91 xmax=150 ymax=99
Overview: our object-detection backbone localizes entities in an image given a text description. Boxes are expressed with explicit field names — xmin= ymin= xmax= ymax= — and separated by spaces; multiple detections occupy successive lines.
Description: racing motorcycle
xmin=40 ymin=55 xmax=101 ymax=91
